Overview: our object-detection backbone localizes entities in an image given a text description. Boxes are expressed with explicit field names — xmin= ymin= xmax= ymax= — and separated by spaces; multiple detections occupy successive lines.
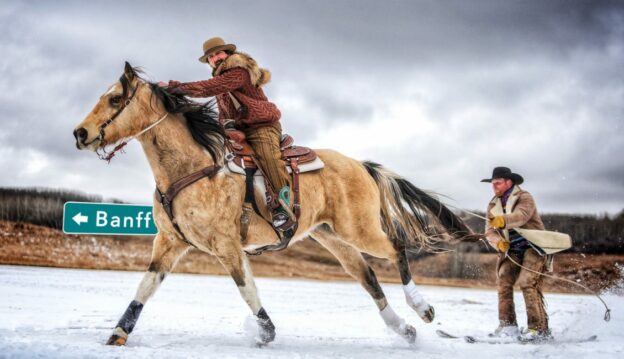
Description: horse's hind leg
xmin=106 ymin=233 xmax=190 ymax=346
xmin=310 ymin=225 xmax=417 ymax=344
xmin=212 ymin=239 xmax=276 ymax=345
xmin=394 ymin=239 xmax=435 ymax=323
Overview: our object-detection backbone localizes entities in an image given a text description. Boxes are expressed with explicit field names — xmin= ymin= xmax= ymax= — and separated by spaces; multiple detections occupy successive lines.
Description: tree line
xmin=0 ymin=187 xmax=123 ymax=229
xmin=459 ymin=210 xmax=624 ymax=254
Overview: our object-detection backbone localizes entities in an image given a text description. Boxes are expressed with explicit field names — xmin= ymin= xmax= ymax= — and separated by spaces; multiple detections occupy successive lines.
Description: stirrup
xmin=246 ymin=237 xmax=292 ymax=256
xmin=246 ymin=217 xmax=297 ymax=256
xmin=276 ymin=216 xmax=297 ymax=237
xmin=272 ymin=211 xmax=289 ymax=228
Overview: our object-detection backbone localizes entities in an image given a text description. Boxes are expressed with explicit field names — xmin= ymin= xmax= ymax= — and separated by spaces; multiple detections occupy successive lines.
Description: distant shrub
xmin=458 ymin=210 xmax=624 ymax=255
xmin=1 ymin=187 xmax=622 ymax=254
xmin=0 ymin=187 xmax=124 ymax=229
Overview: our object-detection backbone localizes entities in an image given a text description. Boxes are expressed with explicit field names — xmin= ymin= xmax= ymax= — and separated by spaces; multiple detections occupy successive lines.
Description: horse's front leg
xmin=106 ymin=233 xmax=190 ymax=345
xmin=213 ymin=237 xmax=276 ymax=345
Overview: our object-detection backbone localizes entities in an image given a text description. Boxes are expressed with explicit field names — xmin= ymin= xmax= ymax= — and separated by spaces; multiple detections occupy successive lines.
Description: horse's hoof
xmin=256 ymin=309 xmax=276 ymax=345
xmin=402 ymin=324 xmax=417 ymax=344
xmin=106 ymin=334 xmax=127 ymax=346
xmin=257 ymin=319 xmax=276 ymax=344
xmin=420 ymin=305 xmax=435 ymax=323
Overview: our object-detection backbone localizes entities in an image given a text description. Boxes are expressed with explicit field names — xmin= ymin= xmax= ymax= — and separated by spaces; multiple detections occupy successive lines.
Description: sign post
xmin=63 ymin=202 xmax=157 ymax=235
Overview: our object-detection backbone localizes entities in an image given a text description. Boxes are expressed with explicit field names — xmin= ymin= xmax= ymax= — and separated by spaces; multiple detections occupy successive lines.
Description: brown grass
xmin=0 ymin=220 xmax=621 ymax=294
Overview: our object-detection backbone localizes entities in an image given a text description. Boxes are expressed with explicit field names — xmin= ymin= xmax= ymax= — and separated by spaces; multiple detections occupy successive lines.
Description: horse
xmin=73 ymin=62 xmax=472 ymax=346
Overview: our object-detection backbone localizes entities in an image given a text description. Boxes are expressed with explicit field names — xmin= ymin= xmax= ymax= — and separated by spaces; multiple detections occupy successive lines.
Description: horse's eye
xmin=110 ymin=96 xmax=122 ymax=106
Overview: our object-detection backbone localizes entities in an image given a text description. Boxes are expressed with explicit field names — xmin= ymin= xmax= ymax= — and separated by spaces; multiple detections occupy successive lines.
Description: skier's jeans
xmin=497 ymin=248 xmax=549 ymax=332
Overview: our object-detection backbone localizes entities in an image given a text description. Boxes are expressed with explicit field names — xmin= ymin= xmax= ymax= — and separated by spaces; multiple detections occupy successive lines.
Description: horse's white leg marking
xmin=135 ymin=271 xmax=165 ymax=304
xmin=107 ymin=271 xmax=167 ymax=344
xmin=213 ymin=244 xmax=275 ymax=344
xmin=380 ymin=304 xmax=407 ymax=333
xmin=379 ymin=303 xmax=416 ymax=342
xmin=237 ymin=255 xmax=262 ymax=314
xmin=403 ymin=280 xmax=431 ymax=317
xmin=106 ymin=235 xmax=188 ymax=345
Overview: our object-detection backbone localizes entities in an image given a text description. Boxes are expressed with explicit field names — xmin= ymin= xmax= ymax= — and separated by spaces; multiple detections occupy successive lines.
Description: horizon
xmin=1 ymin=185 xmax=621 ymax=218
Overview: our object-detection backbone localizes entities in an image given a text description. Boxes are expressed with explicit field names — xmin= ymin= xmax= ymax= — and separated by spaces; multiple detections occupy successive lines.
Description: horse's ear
xmin=124 ymin=61 xmax=135 ymax=81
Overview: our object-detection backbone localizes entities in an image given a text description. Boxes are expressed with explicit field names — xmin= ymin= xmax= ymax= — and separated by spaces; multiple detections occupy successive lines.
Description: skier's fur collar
xmin=213 ymin=52 xmax=271 ymax=87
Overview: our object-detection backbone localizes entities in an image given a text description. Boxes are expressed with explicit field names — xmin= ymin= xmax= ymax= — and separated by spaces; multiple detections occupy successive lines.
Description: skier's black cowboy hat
xmin=481 ymin=166 xmax=524 ymax=185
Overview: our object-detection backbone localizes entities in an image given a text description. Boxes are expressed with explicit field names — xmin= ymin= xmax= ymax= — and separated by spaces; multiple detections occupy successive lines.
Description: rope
xmin=504 ymin=253 xmax=611 ymax=322
xmin=453 ymin=206 xmax=612 ymax=322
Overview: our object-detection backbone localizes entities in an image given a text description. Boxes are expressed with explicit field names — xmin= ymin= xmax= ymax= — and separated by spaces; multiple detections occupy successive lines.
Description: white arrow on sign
xmin=72 ymin=212 xmax=89 ymax=225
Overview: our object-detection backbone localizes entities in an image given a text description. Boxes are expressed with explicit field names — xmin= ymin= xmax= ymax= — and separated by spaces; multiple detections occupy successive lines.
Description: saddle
xmin=225 ymin=130 xmax=323 ymax=174
xmin=223 ymin=127 xmax=324 ymax=255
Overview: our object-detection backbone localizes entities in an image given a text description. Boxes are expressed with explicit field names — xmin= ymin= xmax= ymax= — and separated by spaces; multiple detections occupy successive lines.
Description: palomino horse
xmin=73 ymin=62 xmax=471 ymax=346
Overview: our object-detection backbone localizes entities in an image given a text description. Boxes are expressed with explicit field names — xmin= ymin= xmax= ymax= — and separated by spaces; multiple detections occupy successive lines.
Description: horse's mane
xmin=148 ymin=83 xmax=225 ymax=163
xmin=122 ymin=66 xmax=225 ymax=163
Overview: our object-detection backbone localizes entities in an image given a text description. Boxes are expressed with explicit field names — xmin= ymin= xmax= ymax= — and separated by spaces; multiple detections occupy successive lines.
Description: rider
xmin=164 ymin=37 xmax=292 ymax=231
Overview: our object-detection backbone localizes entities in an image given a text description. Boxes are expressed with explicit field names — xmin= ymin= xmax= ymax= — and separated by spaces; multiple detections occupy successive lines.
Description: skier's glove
xmin=496 ymin=239 xmax=510 ymax=253
xmin=489 ymin=215 xmax=506 ymax=229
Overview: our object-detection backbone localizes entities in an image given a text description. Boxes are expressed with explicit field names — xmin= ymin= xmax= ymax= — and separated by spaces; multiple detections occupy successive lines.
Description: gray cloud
xmin=0 ymin=0 xmax=622 ymax=214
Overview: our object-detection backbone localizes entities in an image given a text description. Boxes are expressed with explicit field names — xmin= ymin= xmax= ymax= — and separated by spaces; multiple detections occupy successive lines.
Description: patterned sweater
xmin=175 ymin=53 xmax=281 ymax=129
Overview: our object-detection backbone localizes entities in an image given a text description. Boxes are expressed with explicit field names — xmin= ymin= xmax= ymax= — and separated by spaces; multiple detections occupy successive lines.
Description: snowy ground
xmin=0 ymin=265 xmax=621 ymax=358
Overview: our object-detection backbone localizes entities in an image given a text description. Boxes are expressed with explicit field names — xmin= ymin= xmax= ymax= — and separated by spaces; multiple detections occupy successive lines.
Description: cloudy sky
xmin=1 ymin=0 xmax=622 ymax=214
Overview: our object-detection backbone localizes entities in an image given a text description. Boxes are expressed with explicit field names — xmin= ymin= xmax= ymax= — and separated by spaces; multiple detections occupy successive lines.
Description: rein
xmin=98 ymin=112 xmax=169 ymax=162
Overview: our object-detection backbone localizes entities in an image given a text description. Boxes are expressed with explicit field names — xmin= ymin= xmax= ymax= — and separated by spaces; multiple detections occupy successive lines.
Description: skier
xmin=482 ymin=166 xmax=552 ymax=342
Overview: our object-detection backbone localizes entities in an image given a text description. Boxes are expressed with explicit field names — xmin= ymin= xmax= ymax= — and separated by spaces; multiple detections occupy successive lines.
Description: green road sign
xmin=63 ymin=201 xmax=157 ymax=235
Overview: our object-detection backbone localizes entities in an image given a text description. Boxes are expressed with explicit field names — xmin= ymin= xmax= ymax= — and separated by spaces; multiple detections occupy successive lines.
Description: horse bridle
xmin=94 ymin=75 xmax=141 ymax=161
xmin=99 ymin=75 xmax=140 ymax=144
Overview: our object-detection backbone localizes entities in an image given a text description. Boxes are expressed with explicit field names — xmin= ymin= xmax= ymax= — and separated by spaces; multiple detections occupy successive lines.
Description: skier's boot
xmin=489 ymin=324 xmax=520 ymax=338
xmin=519 ymin=328 xmax=553 ymax=343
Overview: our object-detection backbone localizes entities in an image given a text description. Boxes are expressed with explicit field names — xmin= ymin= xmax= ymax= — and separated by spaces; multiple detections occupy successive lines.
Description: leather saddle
xmin=224 ymin=129 xmax=324 ymax=175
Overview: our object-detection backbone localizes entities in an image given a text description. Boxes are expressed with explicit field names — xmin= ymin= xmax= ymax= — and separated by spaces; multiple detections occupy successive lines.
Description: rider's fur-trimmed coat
xmin=176 ymin=52 xmax=280 ymax=128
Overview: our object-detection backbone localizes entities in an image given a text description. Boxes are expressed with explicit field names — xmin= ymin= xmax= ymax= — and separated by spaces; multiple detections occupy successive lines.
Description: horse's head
xmin=73 ymin=62 xmax=153 ymax=155
xmin=74 ymin=61 xmax=225 ymax=163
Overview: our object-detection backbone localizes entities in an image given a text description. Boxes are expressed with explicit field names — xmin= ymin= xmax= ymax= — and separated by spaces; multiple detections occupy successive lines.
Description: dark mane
xmin=145 ymin=80 xmax=225 ymax=163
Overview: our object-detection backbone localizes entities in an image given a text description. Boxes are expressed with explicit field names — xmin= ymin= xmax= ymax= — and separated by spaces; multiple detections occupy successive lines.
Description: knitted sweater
xmin=175 ymin=53 xmax=281 ymax=129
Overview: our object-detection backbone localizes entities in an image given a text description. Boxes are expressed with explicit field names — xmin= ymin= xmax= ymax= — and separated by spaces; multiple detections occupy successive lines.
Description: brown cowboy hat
xmin=481 ymin=166 xmax=524 ymax=185
xmin=198 ymin=37 xmax=236 ymax=63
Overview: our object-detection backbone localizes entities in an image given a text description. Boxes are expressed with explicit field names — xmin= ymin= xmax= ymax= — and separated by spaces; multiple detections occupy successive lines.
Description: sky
xmin=0 ymin=0 xmax=622 ymax=214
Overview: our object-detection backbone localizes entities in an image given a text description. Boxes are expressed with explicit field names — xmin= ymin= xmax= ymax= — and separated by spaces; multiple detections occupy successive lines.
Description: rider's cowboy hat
xmin=481 ymin=166 xmax=524 ymax=185
xmin=198 ymin=37 xmax=236 ymax=63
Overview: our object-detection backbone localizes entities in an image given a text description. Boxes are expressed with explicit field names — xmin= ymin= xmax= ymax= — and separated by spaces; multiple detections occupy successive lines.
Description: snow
xmin=0 ymin=265 xmax=621 ymax=358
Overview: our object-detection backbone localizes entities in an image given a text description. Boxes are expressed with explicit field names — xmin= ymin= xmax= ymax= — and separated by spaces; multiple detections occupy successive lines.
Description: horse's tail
xmin=362 ymin=161 xmax=472 ymax=249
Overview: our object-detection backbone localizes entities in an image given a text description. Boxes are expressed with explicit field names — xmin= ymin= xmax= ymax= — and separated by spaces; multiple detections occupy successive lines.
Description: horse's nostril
xmin=74 ymin=128 xmax=88 ymax=141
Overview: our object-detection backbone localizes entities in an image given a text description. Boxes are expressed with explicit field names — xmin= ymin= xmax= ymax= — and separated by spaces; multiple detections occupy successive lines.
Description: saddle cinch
xmin=223 ymin=127 xmax=324 ymax=254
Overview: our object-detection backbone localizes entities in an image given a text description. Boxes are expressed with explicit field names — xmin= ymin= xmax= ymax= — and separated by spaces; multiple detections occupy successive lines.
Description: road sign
xmin=63 ymin=201 xmax=157 ymax=235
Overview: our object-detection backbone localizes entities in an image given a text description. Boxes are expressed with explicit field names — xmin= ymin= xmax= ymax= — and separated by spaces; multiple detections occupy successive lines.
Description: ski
xmin=465 ymin=335 xmax=516 ymax=344
xmin=464 ymin=335 xmax=597 ymax=345
xmin=436 ymin=330 xmax=597 ymax=344
xmin=435 ymin=329 xmax=460 ymax=339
